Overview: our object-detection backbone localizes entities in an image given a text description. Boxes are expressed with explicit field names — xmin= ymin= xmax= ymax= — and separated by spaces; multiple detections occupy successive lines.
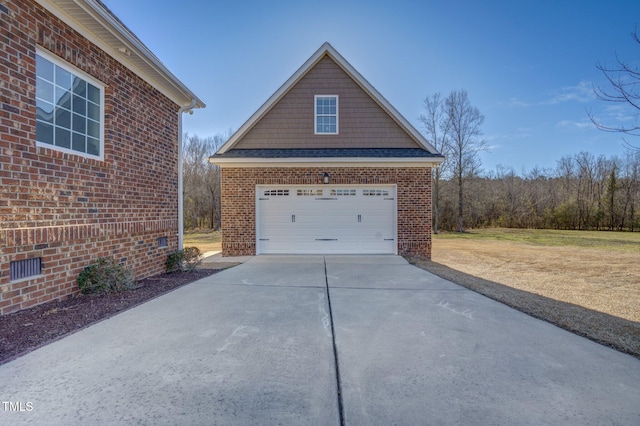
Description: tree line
xmin=425 ymin=28 xmax=640 ymax=233
xmin=182 ymin=133 xmax=227 ymax=230
xmin=422 ymin=88 xmax=640 ymax=233
xmin=181 ymin=132 xmax=640 ymax=233
xmin=435 ymin=150 xmax=640 ymax=232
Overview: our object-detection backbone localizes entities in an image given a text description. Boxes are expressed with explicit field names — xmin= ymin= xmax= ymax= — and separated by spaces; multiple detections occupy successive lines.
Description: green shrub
xmin=166 ymin=247 xmax=202 ymax=273
xmin=166 ymin=250 xmax=184 ymax=273
xmin=77 ymin=257 xmax=134 ymax=295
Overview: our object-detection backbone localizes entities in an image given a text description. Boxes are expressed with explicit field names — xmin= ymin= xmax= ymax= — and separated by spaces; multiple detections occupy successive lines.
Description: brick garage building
xmin=211 ymin=43 xmax=443 ymax=258
xmin=0 ymin=0 xmax=204 ymax=314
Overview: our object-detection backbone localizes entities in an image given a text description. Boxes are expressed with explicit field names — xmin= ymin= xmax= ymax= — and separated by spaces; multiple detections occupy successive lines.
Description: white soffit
xmin=36 ymin=0 xmax=205 ymax=109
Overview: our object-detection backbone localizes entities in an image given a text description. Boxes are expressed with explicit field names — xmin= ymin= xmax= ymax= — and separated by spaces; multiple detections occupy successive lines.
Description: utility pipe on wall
xmin=177 ymin=99 xmax=197 ymax=250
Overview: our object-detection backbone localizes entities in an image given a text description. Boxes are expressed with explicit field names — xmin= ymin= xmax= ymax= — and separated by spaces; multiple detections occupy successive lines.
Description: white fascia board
xmin=36 ymin=0 xmax=204 ymax=109
xmin=321 ymin=44 xmax=438 ymax=154
xmin=217 ymin=44 xmax=331 ymax=154
xmin=209 ymin=156 xmax=444 ymax=168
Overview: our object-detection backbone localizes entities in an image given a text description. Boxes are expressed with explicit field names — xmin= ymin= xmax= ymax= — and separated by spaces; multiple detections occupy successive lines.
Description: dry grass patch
xmin=408 ymin=229 xmax=640 ymax=358
xmin=184 ymin=229 xmax=221 ymax=253
xmin=434 ymin=238 xmax=640 ymax=322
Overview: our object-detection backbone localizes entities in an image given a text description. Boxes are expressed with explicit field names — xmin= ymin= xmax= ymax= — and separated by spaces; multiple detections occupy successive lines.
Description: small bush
xmin=77 ymin=257 xmax=134 ymax=295
xmin=166 ymin=247 xmax=202 ymax=273
xmin=166 ymin=250 xmax=184 ymax=273
xmin=182 ymin=247 xmax=202 ymax=271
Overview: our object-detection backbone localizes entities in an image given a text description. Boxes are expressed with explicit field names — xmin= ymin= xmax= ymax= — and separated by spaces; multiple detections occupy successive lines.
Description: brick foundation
xmin=0 ymin=1 xmax=180 ymax=314
xmin=220 ymin=167 xmax=433 ymax=258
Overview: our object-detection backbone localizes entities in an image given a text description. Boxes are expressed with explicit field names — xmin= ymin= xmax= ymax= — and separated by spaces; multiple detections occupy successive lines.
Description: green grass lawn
xmin=435 ymin=228 xmax=640 ymax=253
xmin=183 ymin=229 xmax=221 ymax=253
xmin=183 ymin=227 xmax=640 ymax=253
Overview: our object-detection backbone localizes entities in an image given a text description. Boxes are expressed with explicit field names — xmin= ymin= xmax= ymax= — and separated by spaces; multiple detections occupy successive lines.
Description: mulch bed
xmin=0 ymin=270 xmax=219 ymax=365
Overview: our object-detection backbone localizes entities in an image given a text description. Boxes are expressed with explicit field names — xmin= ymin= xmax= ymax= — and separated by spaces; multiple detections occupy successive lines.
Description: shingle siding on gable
xmin=0 ymin=0 xmax=180 ymax=314
xmin=234 ymin=56 xmax=421 ymax=149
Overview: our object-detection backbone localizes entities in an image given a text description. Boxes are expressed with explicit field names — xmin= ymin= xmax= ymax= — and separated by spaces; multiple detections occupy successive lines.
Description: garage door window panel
xmin=297 ymin=189 xmax=323 ymax=196
xmin=363 ymin=189 xmax=390 ymax=197
xmin=330 ymin=189 xmax=356 ymax=196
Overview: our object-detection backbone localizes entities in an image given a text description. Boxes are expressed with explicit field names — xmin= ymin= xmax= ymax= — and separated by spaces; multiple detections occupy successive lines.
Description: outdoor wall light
xmin=323 ymin=172 xmax=330 ymax=184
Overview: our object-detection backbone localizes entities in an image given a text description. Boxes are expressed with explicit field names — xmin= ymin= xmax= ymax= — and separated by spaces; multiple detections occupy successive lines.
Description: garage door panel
xmin=257 ymin=186 xmax=396 ymax=254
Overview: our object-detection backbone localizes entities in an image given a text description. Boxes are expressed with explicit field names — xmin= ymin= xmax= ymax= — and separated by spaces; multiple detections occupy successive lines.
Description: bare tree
xmin=419 ymin=92 xmax=450 ymax=233
xmin=183 ymin=132 xmax=229 ymax=229
xmin=589 ymin=28 xmax=640 ymax=148
xmin=444 ymin=90 xmax=487 ymax=232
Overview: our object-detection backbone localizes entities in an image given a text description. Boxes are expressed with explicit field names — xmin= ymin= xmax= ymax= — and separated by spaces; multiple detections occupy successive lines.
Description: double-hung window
xmin=36 ymin=49 xmax=104 ymax=159
xmin=315 ymin=95 xmax=338 ymax=134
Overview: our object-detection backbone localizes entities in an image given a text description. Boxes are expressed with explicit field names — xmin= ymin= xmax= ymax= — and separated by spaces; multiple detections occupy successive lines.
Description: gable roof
xmin=36 ymin=0 xmax=204 ymax=109
xmin=215 ymin=42 xmax=439 ymax=157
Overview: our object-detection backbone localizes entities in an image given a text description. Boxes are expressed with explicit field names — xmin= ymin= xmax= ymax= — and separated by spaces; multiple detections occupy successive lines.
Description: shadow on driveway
xmin=409 ymin=258 xmax=640 ymax=359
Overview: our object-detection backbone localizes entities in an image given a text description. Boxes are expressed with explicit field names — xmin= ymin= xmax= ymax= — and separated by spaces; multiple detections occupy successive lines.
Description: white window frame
xmin=35 ymin=48 xmax=105 ymax=161
xmin=314 ymin=95 xmax=339 ymax=135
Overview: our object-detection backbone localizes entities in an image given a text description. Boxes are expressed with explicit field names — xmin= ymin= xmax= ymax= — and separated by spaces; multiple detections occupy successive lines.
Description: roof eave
xmin=209 ymin=156 xmax=444 ymax=168
xmin=36 ymin=0 xmax=205 ymax=109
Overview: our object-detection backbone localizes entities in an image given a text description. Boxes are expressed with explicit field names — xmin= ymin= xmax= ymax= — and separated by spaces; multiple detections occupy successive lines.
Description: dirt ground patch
xmin=408 ymin=232 xmax=640 ymax=358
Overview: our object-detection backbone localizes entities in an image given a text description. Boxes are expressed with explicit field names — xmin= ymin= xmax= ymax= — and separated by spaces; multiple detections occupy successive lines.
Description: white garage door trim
xmin=256 ymin=185 xmax=397 ymax=255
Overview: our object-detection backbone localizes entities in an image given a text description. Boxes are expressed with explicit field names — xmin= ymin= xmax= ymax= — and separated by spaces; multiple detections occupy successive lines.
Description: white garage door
xmin=256 ymin=185 xmax=397 ymax=254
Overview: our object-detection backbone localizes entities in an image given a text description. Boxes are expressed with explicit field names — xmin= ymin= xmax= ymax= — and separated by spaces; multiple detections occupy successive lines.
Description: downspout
xmin=177 ymin=99 xmax=197 ymax=250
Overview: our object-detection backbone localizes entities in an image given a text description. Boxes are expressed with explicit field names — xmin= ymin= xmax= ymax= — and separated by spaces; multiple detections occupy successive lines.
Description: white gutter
xmin=177 ymin=99 xmax=197 ymax=250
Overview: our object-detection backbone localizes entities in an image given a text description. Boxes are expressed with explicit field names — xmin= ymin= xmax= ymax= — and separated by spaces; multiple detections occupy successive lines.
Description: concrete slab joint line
xmin=1 ymin=254 xmax=640 ymax=424
xmin=324 ymin=256 xmax=346 ymax=426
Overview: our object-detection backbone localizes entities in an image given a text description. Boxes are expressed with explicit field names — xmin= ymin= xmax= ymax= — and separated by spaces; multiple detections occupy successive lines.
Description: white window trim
xmin=35 ymin=47 xmax=105 ymax=161
xmin=314 ymin=95 xmax=339 ymax=135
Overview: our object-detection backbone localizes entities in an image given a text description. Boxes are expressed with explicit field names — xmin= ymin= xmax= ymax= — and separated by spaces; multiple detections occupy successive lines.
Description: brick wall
xmin=0 ymin=0 xmax=180 ymax=314
xmin=221 ymin=167 xmax=433 ymax=258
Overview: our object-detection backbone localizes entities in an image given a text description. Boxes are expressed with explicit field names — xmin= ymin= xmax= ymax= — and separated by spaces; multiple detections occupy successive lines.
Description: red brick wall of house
xmin=0 ymin=0 xmax=180 ymax=314
xmin=220 ymin=167 xmax=433 ymax=258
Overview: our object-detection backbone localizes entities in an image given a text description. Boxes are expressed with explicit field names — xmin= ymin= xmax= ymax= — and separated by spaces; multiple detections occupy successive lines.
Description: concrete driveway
xmin=1 ymin=255 xmax=639 ymax=425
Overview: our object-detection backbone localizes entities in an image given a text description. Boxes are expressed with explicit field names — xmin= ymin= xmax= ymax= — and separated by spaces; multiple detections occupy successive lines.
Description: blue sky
xmin=102 ymin=0 xmax=640 ymax=173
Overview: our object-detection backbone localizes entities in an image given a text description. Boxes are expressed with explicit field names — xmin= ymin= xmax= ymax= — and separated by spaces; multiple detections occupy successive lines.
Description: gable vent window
xmin=297 ymin=189 xmax=323 ymax=196
xmin=264 ymin=189 xmax=290 ymax=196
xmin=363 ymin=189 xmax=390 ymax=197
xmin=35 ymin=49 xmax=104 ymax=160
xmin=10 ymin=258 xmax=43 ymax=282
xmin=315 ymin=95 xmax=338 ymax=134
